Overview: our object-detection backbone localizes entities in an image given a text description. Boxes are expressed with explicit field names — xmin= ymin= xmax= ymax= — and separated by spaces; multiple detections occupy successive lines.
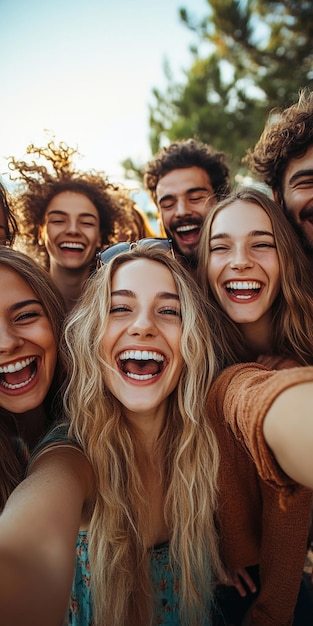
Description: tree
xmin=123 ymin=0 xmax=313 ymax=181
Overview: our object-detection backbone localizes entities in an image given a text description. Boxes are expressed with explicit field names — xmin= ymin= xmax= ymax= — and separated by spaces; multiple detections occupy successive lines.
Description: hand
xmin=225 ymin=568 xmax=257 ymax=598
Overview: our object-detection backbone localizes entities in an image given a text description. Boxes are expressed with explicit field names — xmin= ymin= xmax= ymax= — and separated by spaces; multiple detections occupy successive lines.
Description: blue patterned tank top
xmin=66 ymin=531 xmax=212 ymax=625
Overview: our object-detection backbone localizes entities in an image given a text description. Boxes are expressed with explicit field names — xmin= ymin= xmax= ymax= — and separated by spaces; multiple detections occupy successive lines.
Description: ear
xmin=273 ymin=189 xmax=282 ymax=207
xmin=96 ymin=232 xmax=102 ymax=248
xmin=38 ymin=224 xmax=45 ymax=246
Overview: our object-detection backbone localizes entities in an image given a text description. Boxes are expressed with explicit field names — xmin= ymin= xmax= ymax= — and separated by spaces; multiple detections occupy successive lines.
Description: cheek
xmin=267 ymin=259 xmax=281 ymax=298
xmin=207 ymin=261 xmax=219 ymax=291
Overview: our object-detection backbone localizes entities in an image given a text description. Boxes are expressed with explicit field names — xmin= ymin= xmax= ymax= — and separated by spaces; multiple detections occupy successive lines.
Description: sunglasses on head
xmin=96 ymin=238 xmax=174 ymax=267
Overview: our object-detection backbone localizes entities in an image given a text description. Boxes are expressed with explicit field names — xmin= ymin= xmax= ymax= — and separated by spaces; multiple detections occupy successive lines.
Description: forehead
xmin=283 ymin=144 xmax=313 ymax=185
xmin=156 ymin=166 xmax=211 ymax=200
xmin=111 ymin=258 xmax=178 ymax=295
xmin=0 ymin=265 xmax=37 ymax=299
xmin=211 ymin=200 xmax=273 ymax=235
xmin=45 ymin=191 xmax=99 ymax=219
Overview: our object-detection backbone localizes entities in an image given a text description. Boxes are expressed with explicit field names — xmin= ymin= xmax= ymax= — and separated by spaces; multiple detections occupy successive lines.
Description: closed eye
xmin=210 ymin=245 xmax=229 ymax=252
xmin=15 ymin=310 xmax=43 ymax=323
xmin=189 ymin=193 xmax=208 ymax=202
xmin=159 ymin=307 xmax=181 ymax=318
xmin=110 ymin=305 xmax=132 ymax=314
xmin=253 ymin=242 xmax=276 ymax=249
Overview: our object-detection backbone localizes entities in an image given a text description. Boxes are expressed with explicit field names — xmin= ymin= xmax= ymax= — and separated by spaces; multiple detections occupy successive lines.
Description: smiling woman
xmin=9 ymin=140 xmax=139 ymax=310
xmin=197 ymin=186 xmax=313 ymax=625
xmin=0 ymin=247 xmax=65 ymax=511
xmin=197 ymin=186 xmax=313 ymax=364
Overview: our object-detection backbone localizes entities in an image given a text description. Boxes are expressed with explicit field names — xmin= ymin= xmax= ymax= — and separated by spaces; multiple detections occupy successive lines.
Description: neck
xmin=49 ymin=263 xmax=90 ymax=311
xmin=6 ymin=405 xmax=48 ymax=452
xmin=126 ymin=403 xmax=167 ymax=453
xmin=239 ymin=315 xmax=273 ymax=360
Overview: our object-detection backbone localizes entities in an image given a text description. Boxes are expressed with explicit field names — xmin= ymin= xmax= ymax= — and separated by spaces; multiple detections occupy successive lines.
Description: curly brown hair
xmin=144 ymin=138 xmax=230 ymax=203
xmin=9 ymin=140 xmax=136 ymax=266
xmin=244 ymin=88 xmax=313 ymax=194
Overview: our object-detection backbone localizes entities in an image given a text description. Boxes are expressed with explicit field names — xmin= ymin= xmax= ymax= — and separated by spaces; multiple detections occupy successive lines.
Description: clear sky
xmin=1 ymin=0 xmax=208 ymax=190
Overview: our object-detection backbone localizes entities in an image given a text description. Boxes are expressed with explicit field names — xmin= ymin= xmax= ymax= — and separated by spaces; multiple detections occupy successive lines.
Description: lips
xmin=0 ymin=356 xmax=39 ymax=392
xmin=118 ymin=350 xmax=165 ymax=381
xmin=224 ymin=280 xmax=262 ymax=300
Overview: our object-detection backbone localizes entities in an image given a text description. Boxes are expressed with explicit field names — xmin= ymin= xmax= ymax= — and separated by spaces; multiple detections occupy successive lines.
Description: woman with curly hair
xmin=9 ymin=140 xmax=136 ymax=310
xmin=0 ymin=244 xmax=313 ymax=626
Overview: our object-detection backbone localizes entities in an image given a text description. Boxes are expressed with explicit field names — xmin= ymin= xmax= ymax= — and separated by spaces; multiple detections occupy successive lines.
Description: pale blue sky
xmin=1 ymin=0 xmax=209 ymax=187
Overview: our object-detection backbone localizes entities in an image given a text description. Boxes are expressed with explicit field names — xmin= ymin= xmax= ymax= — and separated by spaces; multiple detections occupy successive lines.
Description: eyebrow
xmin=46 ymin=210 xmax=98 ymax=220
xmin=9 ymin=299 xmax=42 ymax=312
xmin=210 ymin=229 xmax=274 ymax=240
xmin=288 ymin=169 xmax=313 ymax=186
xmin=158 ymin=186 xmax=211 ymax=203
xmin=111 ymin=289 xmax=180 ymax=301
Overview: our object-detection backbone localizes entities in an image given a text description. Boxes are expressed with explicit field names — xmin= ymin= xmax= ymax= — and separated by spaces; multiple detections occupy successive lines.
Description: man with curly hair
xmin=144 ymin=139 xmax=230 ymax=274
xmin=245 ymin=88 xmax=313 ymax=258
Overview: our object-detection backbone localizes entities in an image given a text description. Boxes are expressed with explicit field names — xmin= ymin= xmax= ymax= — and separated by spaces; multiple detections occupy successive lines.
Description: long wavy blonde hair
xmin=63 ymin=246 xmax=226 ymax=625
xmin=197 ymin=187 xmax=313 ymax=365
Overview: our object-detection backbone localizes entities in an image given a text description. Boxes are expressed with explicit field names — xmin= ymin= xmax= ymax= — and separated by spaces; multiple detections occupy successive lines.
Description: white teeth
xmin=119 ymin=350 xmax=164 ymax=362
xmin=126 ymin=372 xmax=154 ymax=381
xmin=226 ymin=281 xmax=261 ymax=290
xmin=176 ymin=224 xmax=198 ymax=233
xmin=1 ymin=371 xmax=36 ymax=390
xmin=0 ymin=356 xmax=36 ymax=375
xmin=60 ymin=242 xmax=84 ymax=249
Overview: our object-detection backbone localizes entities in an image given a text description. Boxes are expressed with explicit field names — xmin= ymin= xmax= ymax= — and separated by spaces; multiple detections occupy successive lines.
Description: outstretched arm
xmin=0 ymin=446 xmax=92 ymax=626
xmin=263 ymin=381 xmax=313 ymax=489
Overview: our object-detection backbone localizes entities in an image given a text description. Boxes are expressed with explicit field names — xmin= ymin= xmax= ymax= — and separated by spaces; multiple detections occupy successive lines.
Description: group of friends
xmin=0 ymin=87 xmax=313 ymax=625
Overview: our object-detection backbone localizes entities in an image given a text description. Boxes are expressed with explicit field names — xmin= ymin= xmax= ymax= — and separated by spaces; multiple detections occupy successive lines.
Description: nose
xmin=175 ymin=196 xmax=192 ymax=218
xmin=127 ymin=310 xmax=158 ymax=338
xmin=0 ymin=326 xmax=24 ymax=354
xmin=65 ymin=218 xmax=81 ymax=234
xmin=229 ymin=246 xmax=254 ymax=271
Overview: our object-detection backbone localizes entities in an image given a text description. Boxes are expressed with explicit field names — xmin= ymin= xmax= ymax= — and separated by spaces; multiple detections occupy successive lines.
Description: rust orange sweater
xmin=209 ymin=363 xmax=313 ymax=626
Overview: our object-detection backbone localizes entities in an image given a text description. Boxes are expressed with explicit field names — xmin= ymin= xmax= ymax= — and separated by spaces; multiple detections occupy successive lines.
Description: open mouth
xmin=59 ymin=242 xmax=85 ymax=252
xmin=225 ymin=280 xmax=262 ymax=300
xmin=175 ymin=224 xmax=201 ymax=240
xmin=0 ymin=356 xmax=38 ymax=390
xmin=118 ymin=350 xmax=165 ymax=381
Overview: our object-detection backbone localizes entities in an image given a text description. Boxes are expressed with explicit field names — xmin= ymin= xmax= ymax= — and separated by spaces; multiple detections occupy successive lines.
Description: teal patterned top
xmin=66 ymin=531 xmax=212 ymax=625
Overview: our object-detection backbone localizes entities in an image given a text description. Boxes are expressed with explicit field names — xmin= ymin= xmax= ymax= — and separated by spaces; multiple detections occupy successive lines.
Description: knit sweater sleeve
xmin=211 ymin=363 xmax=313 ymax=488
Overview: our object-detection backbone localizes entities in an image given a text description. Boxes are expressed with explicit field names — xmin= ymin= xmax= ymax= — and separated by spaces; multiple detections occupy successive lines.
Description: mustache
xmin=300 ymin=206 xmax=313 ymax=220
xmin=171 ymin=216 xmax=204 ymax=230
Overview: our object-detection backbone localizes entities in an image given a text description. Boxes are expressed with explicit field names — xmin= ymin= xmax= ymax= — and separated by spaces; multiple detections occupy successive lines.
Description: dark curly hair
xmin=8 ymin=141 xmax=136 ymax=266
xmin=244 ymin=88 xmax=313 ymax=194
xmin=0 ymin=182 xmax=18 ymax=245
xmin=143 ymin=138 xmax=230 ymax=203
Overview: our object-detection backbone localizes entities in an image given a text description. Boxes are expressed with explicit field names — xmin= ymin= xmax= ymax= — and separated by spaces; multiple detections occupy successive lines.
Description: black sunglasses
xmin=96 ymin=238 xmax=174 ymax=266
